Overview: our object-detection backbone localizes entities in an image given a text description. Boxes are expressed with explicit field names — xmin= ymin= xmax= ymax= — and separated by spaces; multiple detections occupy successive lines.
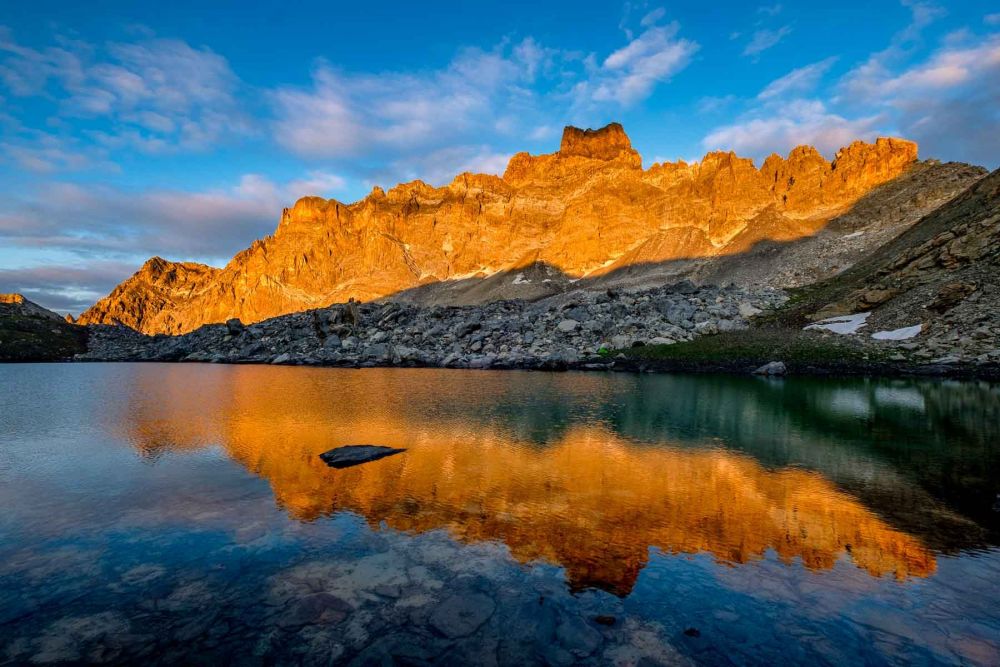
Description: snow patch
xmin=871 ymin=324 xmax=922 ymax=341
xmin=804 ymin=312 xmax=871 ymax=335
xmin=511 ymin=273 xmax=531 ymax=285
xmin=843 ymin=231 xmax=865 ymax=239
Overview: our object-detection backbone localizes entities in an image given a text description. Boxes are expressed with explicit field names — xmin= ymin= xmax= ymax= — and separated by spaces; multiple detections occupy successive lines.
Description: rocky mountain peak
xmin=79 ymin=124 xmax=934 ymax=335
xmin=139 ymin=256 xmax=171 ymax=275
xmin=558 ymin=122 xmax=640 ymax=164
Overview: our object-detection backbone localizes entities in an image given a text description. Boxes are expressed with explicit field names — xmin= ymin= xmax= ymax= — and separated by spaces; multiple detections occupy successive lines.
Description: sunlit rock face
xmin=79 ymin=258 xmax=221 ymax=334
xmin=79 ymin=124 xmax=918 ymax=334
xmin=118 ymin=366 xmax=935 ymax=595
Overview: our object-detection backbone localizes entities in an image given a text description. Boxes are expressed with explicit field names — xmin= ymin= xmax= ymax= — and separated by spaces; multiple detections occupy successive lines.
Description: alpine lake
xmin=2 ymin=364 xmax=998 ymax=665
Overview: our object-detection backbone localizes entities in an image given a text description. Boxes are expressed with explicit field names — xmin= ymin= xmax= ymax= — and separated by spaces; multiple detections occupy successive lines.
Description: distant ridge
xmin=80 ymin=123 xmax=920 ymax=335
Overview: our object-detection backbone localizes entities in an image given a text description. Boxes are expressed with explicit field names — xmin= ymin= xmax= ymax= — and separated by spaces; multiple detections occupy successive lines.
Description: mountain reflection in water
xmin=112 ymin=366 xmax=1000 ymax=596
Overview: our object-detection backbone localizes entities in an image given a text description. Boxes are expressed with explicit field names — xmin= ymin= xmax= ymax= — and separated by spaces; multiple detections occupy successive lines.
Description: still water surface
xmin=1 ymin=364 xmax=999 ymax=664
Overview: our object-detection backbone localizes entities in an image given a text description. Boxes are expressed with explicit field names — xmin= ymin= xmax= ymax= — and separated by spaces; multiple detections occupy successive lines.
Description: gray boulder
xmin=752 ymin=361 xmax=787 ymax=376
xmin=556 ymin=319 xmax=579 ymax=333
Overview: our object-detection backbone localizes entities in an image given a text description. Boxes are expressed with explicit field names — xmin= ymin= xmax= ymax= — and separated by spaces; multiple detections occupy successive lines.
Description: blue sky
xmin=1 ymin=0 xmax=998 ymax=313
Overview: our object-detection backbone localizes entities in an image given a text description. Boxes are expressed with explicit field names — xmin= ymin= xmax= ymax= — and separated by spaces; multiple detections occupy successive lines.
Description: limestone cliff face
xmin=79 ymin=124 xmax=919 ymax=334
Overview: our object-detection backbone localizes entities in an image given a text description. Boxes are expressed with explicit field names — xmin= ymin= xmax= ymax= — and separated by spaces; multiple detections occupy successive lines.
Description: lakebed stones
xmin=319 ymin=445 xmax=407 ymax=469
xmin=428 ymin=593 xmax=496 ymax=638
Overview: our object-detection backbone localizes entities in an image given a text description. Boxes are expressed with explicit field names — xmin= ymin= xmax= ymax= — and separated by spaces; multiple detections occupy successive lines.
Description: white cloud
xmin=702 ymin=2 xmax=1000 ymax=168
xmin=0 ymin=30 xmax=252 ymax=154
xmin=1 ymin=136 xmax=106 ymax=173
xmin=287 ymin=171 xmax=348 ymax=199
xmin=837 ymin=0 xmax=946 ymax=102
xmin=696 ymin=94 xmax=737 ymax=114
xmin=271 ymin=40 xmax=546 ymax=160
xmin=986 ymin=13 xmax=1000 ymax=26
xmin=743 ymin=25 xmax=793 ymax=57
xmin=0 ymin=171 xmax=347 ymax=261
xmin=757 ymin=4 xmax=783 ymax=17
xmin=841 ymin=35 xmax=1000 ymax=100
xmin=758 ymin=57 xmax=837 ymax=99
xmin=641 ymin=8 xmax=667 ymax=27
xmin=374 ymin=145 xmax=512 ymax=188
xmin=837 ymin=34 xmax=1000 ymax=166
xmin=0 ymin=262 xmax=139 ymax=314
xmin=575 ymin=22 xmax=699 ymax=106
xmin=701 ymin=99 xmax=883 ymax=159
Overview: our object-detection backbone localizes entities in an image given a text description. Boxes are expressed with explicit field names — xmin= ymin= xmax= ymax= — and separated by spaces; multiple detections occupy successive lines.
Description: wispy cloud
xmin=373 ymin=145 xmax=512 ymax=188
xmin=696 ymin=94 xmax=737 ymax=114
xmin=702 ymin=99 xmax=882 ymax=159
xmin=641 ymin=8 xmax=667 ymax=27
xmin=0 ymin=262 xmax=139 ymax=314
xmin=757 ymin=57 xmax=838 ymax=99
xmin=837 ymin=33 xmax=1000 ymax=166
xmin=701 ymin=0 xmax=1000 ymax=167
xmin=0 ymin=29 xmax=253 ymax=155
xmin=573 ymin=21 xmax=699 ymax=107
xmin=743 ymin=25 xmax=793 ymax=58
xmin=0 ymin=171 xmax=347 ymax=261
xmin=271 ymin=39 xmax=550 ymax=161
xmin=0 ymin=132 xmax=116 ymax=173
xmin=273 ymin=20 xmax=697 ymax=175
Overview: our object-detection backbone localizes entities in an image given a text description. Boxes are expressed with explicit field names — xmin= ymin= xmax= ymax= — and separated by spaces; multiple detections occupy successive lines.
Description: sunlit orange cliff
xmin=79 ymin=123 xmax=918 ymax=334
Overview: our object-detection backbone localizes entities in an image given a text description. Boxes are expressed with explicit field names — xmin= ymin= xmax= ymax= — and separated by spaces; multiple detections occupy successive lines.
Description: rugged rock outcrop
xmin=778 ymin=168 xmax=1000 ymax=366
xmin=79 ymin=124 xmax=922 ymax=335
xmin=80 ymin=257 xmax=221 ymax=334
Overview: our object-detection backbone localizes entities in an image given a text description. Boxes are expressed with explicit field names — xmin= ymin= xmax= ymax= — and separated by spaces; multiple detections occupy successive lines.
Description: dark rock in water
xmin=683 ymin=627 xmax=701 ymax=638
xmin=319 ymin=445 xmax=406 ymax=469
xmin=594 ymin=615 xmax=616 ymax=626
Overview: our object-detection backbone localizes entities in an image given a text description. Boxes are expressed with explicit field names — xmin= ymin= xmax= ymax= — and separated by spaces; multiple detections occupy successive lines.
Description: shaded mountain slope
xmin=782 ymin=168 xmax=1000 ymax=327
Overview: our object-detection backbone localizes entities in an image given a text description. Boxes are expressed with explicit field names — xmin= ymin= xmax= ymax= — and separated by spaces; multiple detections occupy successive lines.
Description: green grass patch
xmin=621 ymin=329 xmax=882 ymax=366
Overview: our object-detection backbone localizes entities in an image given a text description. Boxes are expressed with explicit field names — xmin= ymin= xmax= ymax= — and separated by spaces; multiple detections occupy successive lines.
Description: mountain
xmin=80 ymin=123 xmax=924 ymax=335
xmin=0 ymin=294 xmax=87 ymax=361
xmin=780 ymin=166 xmax=1000 ymax=363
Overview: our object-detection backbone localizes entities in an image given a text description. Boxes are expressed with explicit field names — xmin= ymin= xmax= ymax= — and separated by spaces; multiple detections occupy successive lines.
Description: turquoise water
xmin=1 ymin=363 xmax=998 ymax=665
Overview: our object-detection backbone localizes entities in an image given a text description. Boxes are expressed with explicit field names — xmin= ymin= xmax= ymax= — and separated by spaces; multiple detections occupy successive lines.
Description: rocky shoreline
xmin=74 ymin=282 xmax=1000 ymax=380
xmin=80 ymin=283 xmax=785 ymax=369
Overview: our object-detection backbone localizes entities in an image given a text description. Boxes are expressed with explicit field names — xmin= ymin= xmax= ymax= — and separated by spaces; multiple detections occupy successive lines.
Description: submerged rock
xmin=428 ymin=593 xmax=495 ymax=638
xmin=319 ymin=445 xmax=406 ymax=469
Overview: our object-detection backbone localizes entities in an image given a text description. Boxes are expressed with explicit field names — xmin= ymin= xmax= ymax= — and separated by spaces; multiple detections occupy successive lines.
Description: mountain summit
xmin=80 ymin=123 xmax=920 ymax=335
